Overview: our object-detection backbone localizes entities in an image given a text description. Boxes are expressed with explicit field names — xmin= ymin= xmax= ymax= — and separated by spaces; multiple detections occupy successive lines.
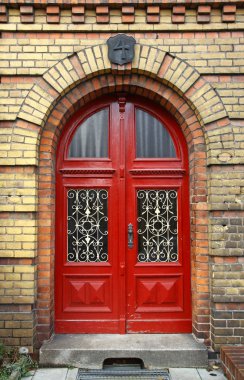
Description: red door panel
xmin=55 ymin=176 xmax=121 ymax=333
xmin=125 ymin=180 xmax=191 ymax=332
xmin=63 ymin=274 xmax=112 ymax=312
xmin=55 ymin=95 xmax=191 ymax=334
xmin=124 ymin=99 xmax=191 ymax=332
xmin=135 ymin=275 xmax=183 ymax=311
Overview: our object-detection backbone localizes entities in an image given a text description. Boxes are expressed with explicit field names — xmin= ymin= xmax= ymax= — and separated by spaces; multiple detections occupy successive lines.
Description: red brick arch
xmin=36 ymin=72 xmax=210 ymax=348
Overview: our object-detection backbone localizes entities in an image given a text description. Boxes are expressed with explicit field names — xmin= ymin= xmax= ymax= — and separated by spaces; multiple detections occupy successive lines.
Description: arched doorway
xmin=55 ymin=95 xmax=191 ymax=334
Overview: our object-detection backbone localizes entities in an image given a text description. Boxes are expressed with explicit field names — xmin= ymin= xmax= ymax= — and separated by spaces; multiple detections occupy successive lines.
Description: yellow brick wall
xmin=0 ymin=0 xmax=244 ymax=352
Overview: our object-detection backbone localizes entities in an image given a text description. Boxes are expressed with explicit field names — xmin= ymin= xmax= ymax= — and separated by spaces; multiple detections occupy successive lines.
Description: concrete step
xmin=39 ymin=334 xmax=208 ymax=369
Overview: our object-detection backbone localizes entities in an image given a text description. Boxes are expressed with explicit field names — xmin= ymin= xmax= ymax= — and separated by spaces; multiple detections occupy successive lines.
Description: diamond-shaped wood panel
xmin=70 ymin=281 xmax=86 ymax=305
xmin=70 ymin=281 xmax=105 ymax=305
xmin=63 ymin=275 xmax=112 ymax=312
xmin=136 ymin=275 xmax=183 ymax=311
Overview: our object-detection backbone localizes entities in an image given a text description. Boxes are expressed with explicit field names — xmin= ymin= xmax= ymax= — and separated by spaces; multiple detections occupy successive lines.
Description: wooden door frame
xmin=54 ymin=94 xmax=192 ymax=334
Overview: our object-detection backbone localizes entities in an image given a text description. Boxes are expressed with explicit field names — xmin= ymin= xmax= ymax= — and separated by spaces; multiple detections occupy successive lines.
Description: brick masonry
xmin=0 ymin=0 xmax=244 ymax=353
xmin=221 ymin=346 xmax=244 ymax=380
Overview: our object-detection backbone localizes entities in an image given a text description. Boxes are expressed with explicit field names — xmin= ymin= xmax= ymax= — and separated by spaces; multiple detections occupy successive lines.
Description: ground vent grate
xmin=77 ymin=368 xmax=171 ymax=380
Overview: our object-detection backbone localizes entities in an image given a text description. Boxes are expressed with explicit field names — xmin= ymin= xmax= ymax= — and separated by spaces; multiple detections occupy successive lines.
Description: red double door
xmin=55 ymin=96 xmax=192 ymax=334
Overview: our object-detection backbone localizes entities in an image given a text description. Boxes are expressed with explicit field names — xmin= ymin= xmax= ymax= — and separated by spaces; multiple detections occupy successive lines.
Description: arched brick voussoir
xmin=43 ymin=55 xmax=84 ymax=96
xmin=151 ymin=52 xmax=228 ymax=127
xmin=185 ymin=77 xmax=228 ymax=126
xmin=130 ymin=47 xmax=228 ymax=129
xmin=18 ymin=83 xmax=58 ymax=128
xmin=160 ymin=55 xmax=200 ymax=95
xmin=43 ymin=44 xmax=111 ymax=97
xmin=23 ymin=45 xmax=111 ymax=128
xmin=130 ymin=47 xmax=201 ymax=98
xmin=14 ymin=43 xmax=229 ymax=148
xmin=76 ymin=45 xmax=111 ymax=78
xmin=131 ymin=47 xmax=200 ymax=97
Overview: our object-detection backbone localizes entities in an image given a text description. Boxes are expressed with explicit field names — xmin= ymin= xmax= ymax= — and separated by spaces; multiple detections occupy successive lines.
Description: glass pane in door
xmin=68 ymin=108 xmax=109 ymax=158
xmin=136 ymin=109 xmax=176 ymax=158
xmin=137 ymin=189 xmax=178 ymax=262
xmin=67 ymin=189 xmax=108 ymax=262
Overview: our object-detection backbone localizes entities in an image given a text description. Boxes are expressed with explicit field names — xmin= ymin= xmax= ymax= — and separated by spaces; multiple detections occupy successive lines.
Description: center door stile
xmin=116 ymin=97 xmax=127 ymax=334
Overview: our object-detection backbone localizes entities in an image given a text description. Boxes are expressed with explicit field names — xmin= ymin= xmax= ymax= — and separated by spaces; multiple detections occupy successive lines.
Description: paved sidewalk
xmin=24 ymin=367 xmax=227 ymax=380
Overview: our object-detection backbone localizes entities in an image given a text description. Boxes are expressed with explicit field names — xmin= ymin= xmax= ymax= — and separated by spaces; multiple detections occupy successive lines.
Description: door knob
xmin=128 ymin=223 xmax=134 ymax=248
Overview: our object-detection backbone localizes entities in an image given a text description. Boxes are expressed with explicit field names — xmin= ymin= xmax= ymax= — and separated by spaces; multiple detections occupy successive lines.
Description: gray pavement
xmin=24 ymin=366 xmax=227 ymax=380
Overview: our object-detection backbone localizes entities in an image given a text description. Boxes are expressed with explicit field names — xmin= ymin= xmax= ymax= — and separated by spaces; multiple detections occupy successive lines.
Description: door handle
xmin=128 ymin=223 xmax=134 ymax=248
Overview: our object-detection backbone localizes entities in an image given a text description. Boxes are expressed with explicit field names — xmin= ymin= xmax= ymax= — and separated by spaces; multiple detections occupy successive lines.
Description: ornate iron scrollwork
xmin=137 ymin=189 xmax=178 ymax=262
xmin=67 ymin=189 xmax=108 ymax=262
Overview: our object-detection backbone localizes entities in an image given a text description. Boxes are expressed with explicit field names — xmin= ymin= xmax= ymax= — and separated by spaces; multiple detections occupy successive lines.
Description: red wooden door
xmin=55 ymin=96 xmax=192 ymax=334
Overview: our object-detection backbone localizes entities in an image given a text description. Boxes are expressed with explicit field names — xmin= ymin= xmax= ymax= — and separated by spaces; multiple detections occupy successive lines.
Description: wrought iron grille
xmin=67 ymin=189 xmax=108 ymax=262
xmin=137 ymin=189 xmax=178 ymax=262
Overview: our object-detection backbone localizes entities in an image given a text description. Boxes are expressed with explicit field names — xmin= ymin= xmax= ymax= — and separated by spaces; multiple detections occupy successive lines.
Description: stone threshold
xmin=40 ymin=333 xmax=208 ymax=369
